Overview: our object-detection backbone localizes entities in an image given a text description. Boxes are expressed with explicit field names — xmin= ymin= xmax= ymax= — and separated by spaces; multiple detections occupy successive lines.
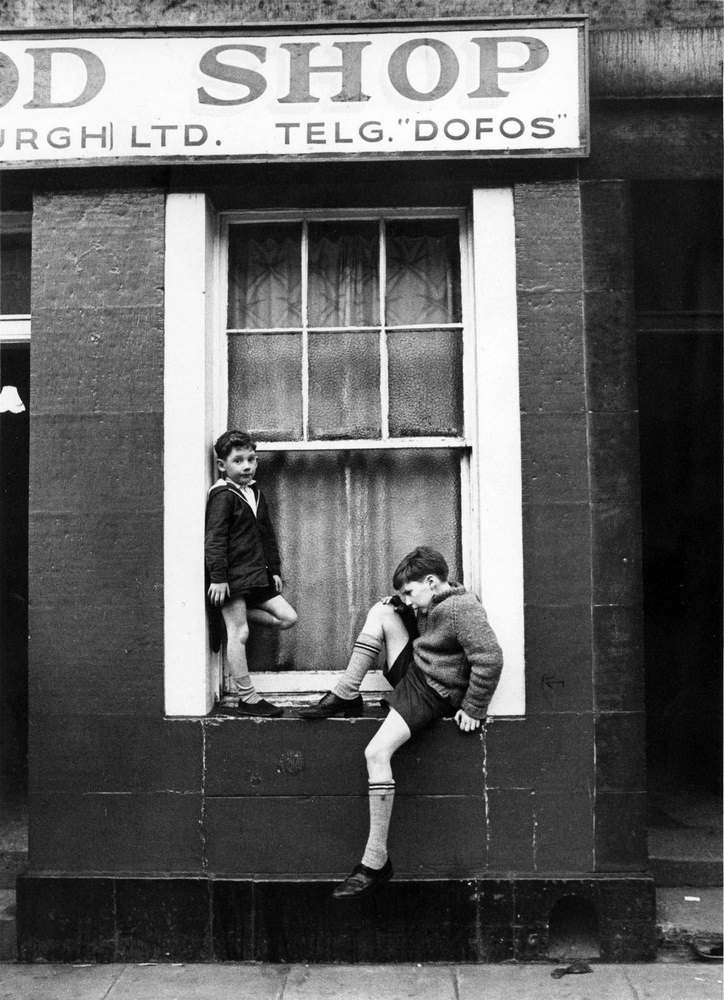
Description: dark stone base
xmin=16 ymin=874 xmax=656 ymax=964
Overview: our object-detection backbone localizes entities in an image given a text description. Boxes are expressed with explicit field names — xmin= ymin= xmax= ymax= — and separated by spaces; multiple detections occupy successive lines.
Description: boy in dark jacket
xmin=205 ymin=430 xmax=297 ymax=717
xmin=299 ymin=546 xmax=502 ymax=897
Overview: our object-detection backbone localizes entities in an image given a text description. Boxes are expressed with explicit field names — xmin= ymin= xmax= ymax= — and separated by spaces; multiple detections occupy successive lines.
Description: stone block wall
xmin=24 ymin=172 xmax=649 ymax=880
xmin=1 ymin=0 xmax=721 ymax=29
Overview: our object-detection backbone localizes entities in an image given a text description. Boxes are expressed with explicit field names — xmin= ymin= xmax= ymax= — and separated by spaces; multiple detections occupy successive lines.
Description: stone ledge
xmin=16 ymin=874 xmax=657 ymax=964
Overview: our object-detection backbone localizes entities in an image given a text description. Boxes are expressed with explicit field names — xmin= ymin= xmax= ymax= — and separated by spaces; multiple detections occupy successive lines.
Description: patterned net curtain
xmin=227 ymin=218 xmax=464 ymax=670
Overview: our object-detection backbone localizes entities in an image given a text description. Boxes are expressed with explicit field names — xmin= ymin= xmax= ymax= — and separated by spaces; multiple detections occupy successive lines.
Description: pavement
xmin=0 ymin=961 xmax=723 ymax=1000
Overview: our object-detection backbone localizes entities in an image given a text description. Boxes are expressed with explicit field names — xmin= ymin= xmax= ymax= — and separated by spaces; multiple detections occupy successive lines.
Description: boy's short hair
xmin=214 ymin=429 xmax=257 ymax=460
xmin=392 ymin=546 xmax=449 ymax=589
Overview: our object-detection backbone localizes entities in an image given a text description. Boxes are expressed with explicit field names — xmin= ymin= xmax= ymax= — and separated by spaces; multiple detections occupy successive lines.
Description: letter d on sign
xmin=415 ymin=120 xmax=438 ymax=140
xmin=23 ymin=47 xmax=105 ymax=109
xmin=0 ymin=53 xmax=19 ymax=109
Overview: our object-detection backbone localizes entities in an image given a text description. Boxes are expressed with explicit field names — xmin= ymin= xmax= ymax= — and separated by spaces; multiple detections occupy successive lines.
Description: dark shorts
xmin=232 ymin=583 xmax=278 ymax=608
xmin=229 ymin=572 xmax=278 ymax=607
xmin=207 ymin=577 xmax=278 ymax=653
xmin=381 ymin=643 xmax=455 ymax=735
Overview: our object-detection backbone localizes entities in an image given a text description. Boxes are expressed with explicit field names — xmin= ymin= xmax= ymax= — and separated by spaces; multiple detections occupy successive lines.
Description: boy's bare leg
xmin=360 ymin=708 xmax=411 ymax=868
xmin=333 ymin=601 xmax=410 ymax=700
xmin=221 ymin=597 xmax=261 ymax=704
xmin=247 ymin=595 xmax=298 ymax=630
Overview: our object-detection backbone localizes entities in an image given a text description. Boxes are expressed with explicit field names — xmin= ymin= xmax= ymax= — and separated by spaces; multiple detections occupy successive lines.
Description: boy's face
xmin=398 ymin=575 xmax=439 ymax=613
xmin=218 ymin=446 xmax=258 ymax=487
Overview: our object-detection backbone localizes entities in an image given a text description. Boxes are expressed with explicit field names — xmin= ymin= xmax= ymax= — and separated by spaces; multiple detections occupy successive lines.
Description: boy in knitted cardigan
xmin=299 ymin=546 xmax=503 ymax=898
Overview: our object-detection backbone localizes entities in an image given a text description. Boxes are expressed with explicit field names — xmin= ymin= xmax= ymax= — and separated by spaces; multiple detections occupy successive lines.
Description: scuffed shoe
xmin=332 ymin=859 xmax=393 ymax=899
xmin=297 ymin=691 xmax=363 ymax=719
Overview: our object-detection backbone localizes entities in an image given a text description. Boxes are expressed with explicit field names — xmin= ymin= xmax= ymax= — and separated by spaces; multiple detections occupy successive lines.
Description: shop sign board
xmin=0 ymin=20 xmax=588 ymax=167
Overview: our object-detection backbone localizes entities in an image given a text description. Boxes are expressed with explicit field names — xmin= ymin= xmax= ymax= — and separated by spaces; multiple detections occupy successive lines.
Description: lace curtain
xmin=226 ymin=218 xmax=464 ymax=670
xmin=228 ymin=218 xmax=463 ymax=440
xmin=245 ymin=449 xmax=463 ymax=672
xmin=228 ymin=219 xmax=459 ymax=329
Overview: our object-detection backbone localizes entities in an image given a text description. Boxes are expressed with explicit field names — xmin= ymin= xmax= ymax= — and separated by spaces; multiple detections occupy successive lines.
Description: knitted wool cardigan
xmin=413 ymin=585 xmax=503 ymax=720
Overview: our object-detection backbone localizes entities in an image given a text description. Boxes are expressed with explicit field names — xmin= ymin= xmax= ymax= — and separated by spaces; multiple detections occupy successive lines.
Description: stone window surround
xmin=163 ymin=190 xmax=525 ymax=717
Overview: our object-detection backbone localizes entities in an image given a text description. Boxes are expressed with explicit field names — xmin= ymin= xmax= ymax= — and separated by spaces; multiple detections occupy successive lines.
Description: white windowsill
xmin=251 ymin=669 xmax=392 ymax=695
xmin=0 ymin=316 xmax=31 ymax=342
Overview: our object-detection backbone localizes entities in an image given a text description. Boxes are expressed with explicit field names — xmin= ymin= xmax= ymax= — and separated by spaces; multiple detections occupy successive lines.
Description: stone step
xmin=656 ymin=886 xmax=723 ymax=962
xmin=651 ymin=857 xmax=723 ymax=888
xmin=2 ymin=882 xmax=720 ymax=964
xmin=0 ymin=889 xmax=17 ymax=962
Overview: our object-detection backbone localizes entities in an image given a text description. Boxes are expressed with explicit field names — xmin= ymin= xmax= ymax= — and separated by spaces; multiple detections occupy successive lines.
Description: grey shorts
xmin=381 ymin=643 xmax=455 ymax=735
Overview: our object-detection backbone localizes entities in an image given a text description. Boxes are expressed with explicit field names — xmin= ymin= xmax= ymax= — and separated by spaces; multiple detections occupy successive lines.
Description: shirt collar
xmin=225 ymin=477 xmax=256 ymax=490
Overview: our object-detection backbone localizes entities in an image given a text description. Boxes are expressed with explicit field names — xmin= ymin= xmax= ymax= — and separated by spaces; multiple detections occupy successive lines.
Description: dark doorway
xmin=0 ymin=342 xmax=29 ymax=805
xmin=633 ymin=181 xmax=723 ymax=799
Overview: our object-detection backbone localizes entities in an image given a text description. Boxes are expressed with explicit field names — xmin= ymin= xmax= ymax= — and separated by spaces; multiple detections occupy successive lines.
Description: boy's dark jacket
xmin=205 ymin=479 xmax=281 ymax=593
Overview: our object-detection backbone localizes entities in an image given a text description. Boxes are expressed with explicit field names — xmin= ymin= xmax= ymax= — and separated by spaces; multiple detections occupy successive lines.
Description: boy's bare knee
xmin=229 ymin=622 xmax=250 ymax=644
xmin=364 ymin=601 xmax=395 ymax=633
xmin=364 ymin=742 xmax=388 ymax=769
xmin=280 ymin=609 xmax=298 ymax=630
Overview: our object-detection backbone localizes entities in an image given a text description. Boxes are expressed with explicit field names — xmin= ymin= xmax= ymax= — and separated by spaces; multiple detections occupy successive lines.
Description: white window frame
xmin=164 ymin=190 xmax=524 ymax=717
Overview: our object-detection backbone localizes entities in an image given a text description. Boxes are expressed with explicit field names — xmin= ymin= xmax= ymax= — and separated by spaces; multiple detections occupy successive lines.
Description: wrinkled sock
xmin=361 ymin=779 xmax=395 ymax=870
xmin=333 ymin=632 xmax=382 ymax=700
xmin=229 ymin=675 xmax=262 ymax=704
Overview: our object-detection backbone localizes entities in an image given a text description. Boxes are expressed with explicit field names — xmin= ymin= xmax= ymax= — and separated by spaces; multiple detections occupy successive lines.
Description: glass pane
xmin=388 ymin=329 xmax=463 ymax=436
xmin=308 ymin=332 xmax=381 ymax=439
xmin=248 ymin=449 xmax=462 ymax=671
xmin=308 ymin=221 xmax=380 ymax=327
xmin=0 ymin=231 xmax=31 ymax=314
xmin=386 ymin=218 xmax=461 ymax=326
xmin=227 ymin=223 xmax=301 ymax=329
xmin=228 ymin=333 xmax=302 ymax=440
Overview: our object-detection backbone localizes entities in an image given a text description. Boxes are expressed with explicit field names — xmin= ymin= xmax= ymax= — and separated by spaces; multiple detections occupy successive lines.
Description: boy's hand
xmin=273 ymin=574 xmax=283 ymax=593
xmin=454 ymin=709 xmax=481 ymax=733
xmin=208 ymin=582 xmax=230 ymax=606
xmin=380 ymin=594 xmax=405 ymax=608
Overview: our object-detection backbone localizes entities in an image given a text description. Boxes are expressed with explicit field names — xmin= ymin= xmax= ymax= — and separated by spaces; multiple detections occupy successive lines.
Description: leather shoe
xmin=297 ymin=691 xmax=363 ymax=719
xmin=234 ymin=698 xmax=284 ymax=717
xmin=333 ymin=859 xmax=393 ymax=899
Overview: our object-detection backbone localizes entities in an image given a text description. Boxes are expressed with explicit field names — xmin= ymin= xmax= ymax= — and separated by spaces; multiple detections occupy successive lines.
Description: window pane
xmin=247 ymin=449 xmax=462 ymax=671
xmin=308 ymin=221 xmax=379 ymax=327
xmin=228 ymin=223 xmax=301 ymax=329
xmin=228 ymin=333 xmax=302 ymax=440
xmin=388 ymin=329 xmax=463 ymax=436
xmin=1 ymin=231 xmax=31 ymax=314
xmin=308 ymin=332 xmax=381 ymax=439
xmin=386 ymin=219 xmax=461 ymax=326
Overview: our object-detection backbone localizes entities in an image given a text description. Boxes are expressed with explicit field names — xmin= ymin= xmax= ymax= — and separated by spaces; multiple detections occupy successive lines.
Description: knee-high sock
xmin=361 ymin=779 xmax=395 ymax=869
xmin=227 ymin=671 xmax=261 ymax=704
xmin=333 ymin=632 xmax=382 ymax=700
